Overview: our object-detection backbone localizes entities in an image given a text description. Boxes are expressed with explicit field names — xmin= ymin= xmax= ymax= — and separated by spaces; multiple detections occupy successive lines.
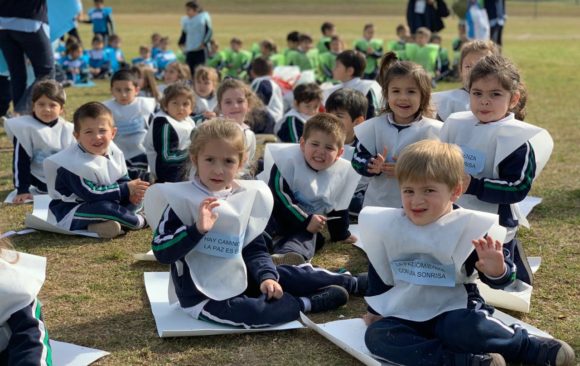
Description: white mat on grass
xmin=134 ymin=249 xmax=155 ymax=261
xmin=144 ymin=272 xmax=304 ymax=337
xmin=3 ymin=187 xmax=45 ymax=204
xmin=51 ymin=340 xmax=109 ymax=365
xmin=300 ymin=311 xmax=551 ymax=366
xmin=24 ymin=195 xmax=100 ymax=238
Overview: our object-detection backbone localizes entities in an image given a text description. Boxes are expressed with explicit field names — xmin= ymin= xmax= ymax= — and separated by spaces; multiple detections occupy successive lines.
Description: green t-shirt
xmin=354 ymin=38 xmax=384 ymax=75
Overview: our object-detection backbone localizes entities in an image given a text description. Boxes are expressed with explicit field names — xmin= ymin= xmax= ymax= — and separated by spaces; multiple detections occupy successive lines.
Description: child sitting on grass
xmin=44 ymin=102 xmax=149 ymax=238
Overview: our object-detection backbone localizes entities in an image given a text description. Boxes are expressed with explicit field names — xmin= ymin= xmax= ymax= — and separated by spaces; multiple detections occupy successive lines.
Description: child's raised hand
xmin=306 ymin=214 xmax=327 ymax=234
xmin=260 ymin=279 xmax=283 ymax=300
xmin=363 ymin=312 xmax=383 ymax=326
xmin=128 ymin=179 xmax=150 ymax=204
xmin=367 ymin=147 xmax=388 ymax=174
xmin=382 ymin=155 xmax=397 ymax=177
xmin=196 ymin=197 xmax=220 ymax=234
xmin=13 ymin=193 xmax=33 ymax=204
xmin=472 ymin=236 xmax=506 ymax=278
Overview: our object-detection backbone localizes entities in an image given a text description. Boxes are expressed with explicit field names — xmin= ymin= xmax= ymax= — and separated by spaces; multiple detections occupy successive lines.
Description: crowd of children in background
xmin=1 ymin=0 xmax=576 ymax=365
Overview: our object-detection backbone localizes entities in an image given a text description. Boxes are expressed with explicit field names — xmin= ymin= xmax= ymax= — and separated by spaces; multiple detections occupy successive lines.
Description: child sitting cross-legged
xmin=261 ymin=113 xmax=361 ymax=265
xmin=147 ymin=119 xmax=367 ymax=328
xmin=44 ymin=102 xmax=150 ymax=238
xmin=360 ymin=139 xmax=575 ymax=366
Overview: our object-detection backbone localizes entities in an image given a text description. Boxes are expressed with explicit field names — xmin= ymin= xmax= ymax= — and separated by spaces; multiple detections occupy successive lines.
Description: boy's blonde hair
xmin=194 ymin=66 xmax=219 ymax=86
xmin=396 ymin=140 xmax=464 ymax=190
xmin=188 ymin=118 xmax=246 ymax=165
xmin=302 ymin=113 xmax=346 ymax=149
xmin=72 ymin=102 xmax=114 ymax=133
xmin=160 ymin=82 xmax=195 ymax=113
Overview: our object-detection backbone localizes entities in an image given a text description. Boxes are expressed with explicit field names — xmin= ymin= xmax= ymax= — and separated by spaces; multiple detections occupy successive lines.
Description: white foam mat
xmin=300 ymin=311 xmax=551 ymax=366
xmin=144 ymin=272 xmax=304 ymax=337
xmin=134 ymin=249 xmax=155 ymax=261
xmin=24 ymin=195 xmax=99 ymax=238
xmin=51 ymin=340 xmax=109 ymax=365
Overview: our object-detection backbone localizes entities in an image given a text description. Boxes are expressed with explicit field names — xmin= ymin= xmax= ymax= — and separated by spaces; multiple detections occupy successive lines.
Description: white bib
xmin=103 ymin=97 xmax=156 ymax=159
xmin=440 ymin=112 xmax=553 ymax=228
xmin=144 ymin=179 xmax=273 ymax=301
xmin=432 ymin=88 xmax=470 ymax=122
xmin=4 ymin=116 xmax=75 ymax=183
xmin=323 ymin=78 xmax=384 ymax=112
xmin=275 ymin=108 xmax=310 ymax=135
xmin=44 ymin=142 xmax=128 ymax=201
xmin=354 ymin=114 xmax=442 ymax=208
xmin=258 ymin=143 xmax=361 ymax=214
xmin=360 ymin=207 xmax=504 ymax=321
xmin=0 ymin=251 xmax=46 ymax=325
xmin=251 ymin=76 xmax=284 ymax=124
xmin=194 ymin=94 xmax=217 ymax=116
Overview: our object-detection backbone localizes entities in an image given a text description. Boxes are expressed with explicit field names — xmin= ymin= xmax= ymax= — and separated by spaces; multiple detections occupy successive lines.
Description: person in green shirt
xmin=223 ymin=37 xmax=252 ymax=80
xmin=387 ymin=24 xmax=410 ymax=59
xmin=354 ymin=23 xmax=384 ymax=80
xmin=286 ymin=33 xmax=316 ymax=72
xmin=316 ymin=21 xmax=336 ymax=54
xmin=318 ymin=35 xmax=343 ymax=84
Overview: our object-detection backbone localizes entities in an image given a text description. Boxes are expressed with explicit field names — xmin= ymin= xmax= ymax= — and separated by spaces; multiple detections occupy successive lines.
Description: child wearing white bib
xmin=103 ymin=70 xmax=157 ymax=180
xmin=192 ymin=66 xmax=218 ymax=123
xmin=44 ymin=102 xmax=149 ymax=238
xmin=5 ymin=81 xmax=74 ymax=204
xmin=361 ymin=140 xmax=574 ymax=366
xmin=259 ymin=114 xmax=360 ymax=264
xmin=432 ymin=40 xmax=499 ymax=122
xmin=441 ymin=55 xmax=553 ymax=286
xmin=351 ymin=52 xmax=442 ymax=209
xmin=144 ymin=82 xmax=196 ymax=183
xmin=276 ymin=83 xmax=321 ymax=142
xmin=147 ymin=119 xmax=367 ymax=328
xmin=0 ymin=239 xmax=52 ymax=365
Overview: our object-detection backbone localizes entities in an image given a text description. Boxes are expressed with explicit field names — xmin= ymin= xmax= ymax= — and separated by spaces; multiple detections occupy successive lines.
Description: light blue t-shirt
xmin=181 ymin=11 xmax=212 ymax=52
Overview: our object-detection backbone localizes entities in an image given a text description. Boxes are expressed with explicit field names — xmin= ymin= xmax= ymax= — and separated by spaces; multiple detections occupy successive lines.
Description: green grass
xmin=1 ymin=3 xmax=580 ymax=365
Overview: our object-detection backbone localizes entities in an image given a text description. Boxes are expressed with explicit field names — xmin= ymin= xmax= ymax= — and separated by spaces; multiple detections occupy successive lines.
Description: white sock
xmin=300 ymin=297 xmax=311 ymax=313
xmin=136 ymin=214 xmax=146 ymax=229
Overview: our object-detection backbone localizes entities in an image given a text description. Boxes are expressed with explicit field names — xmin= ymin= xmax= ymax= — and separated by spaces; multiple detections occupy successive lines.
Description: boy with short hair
xmin=131 ymin=46 xmax=157 ymax=72
xmin=44 ymin=102 xmax=150 ymax=238
xmin=325 ymin=88 xmax=369 ymax=216
xmin=276 ymin=83 xmax=322 ymax=143
xmin=87 ymin=34 xmax=110 ymax=79
xmin=260 ymin=113 xmax=361 ymax=264
xmin=283 ymin=31 xmax=300 ymax=60
xmin=105 ymin=34 xmax=126 ymax=73
xmin=361 ymin=139 xmax=575 ymax=366
xmin=354 ymin=23 xmax=384 ymax=80
xmin=250 ymin=57 xmax=284 ymax=125
xmin=286 ymin=33 xmax=316 ymax=72
xmin=102 ymin=69 xmax=157 ymax=180
xmin=431 ymin=33 xmax=451 ymax=81
xmin=84 ymin=0 xmax=114 ymax=44
xmin=317 ymin=21 xmax=336 ymax=54
xmin=387 ymin=24 xmax=410 ymax=58
xmin=318 ymin=35 xmax=343 ymax=84
xmin=324 ymin=50 xmax=383 ymax=120
xmin=223 ymin=37 xmax=252 ymax=80
xmin=404 ymin=27 xmax=439 ymax=78
xmin=154 ymin=36 xmax=177 ymax=75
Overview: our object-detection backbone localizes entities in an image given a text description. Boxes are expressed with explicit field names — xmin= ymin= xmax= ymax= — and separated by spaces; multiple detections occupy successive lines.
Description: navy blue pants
xmin=62 ymin=201 xmax=142 ymax=231
xmin=0 ymin=75 xmax=11 ymax=116
xmin=272 ymin=231 xmax=324 ymax=261
xmin=365 ymin=308 xmax=535 ymax=365
xmin=126 ymin=153 xmax=149 ymax=180
xmin=198 ymin=264 xmax=357 ymax=328
xmin=185 ymin=49 xmax=206 ymax=76
xmin=0 ymin=28 xmax=54 ymax=114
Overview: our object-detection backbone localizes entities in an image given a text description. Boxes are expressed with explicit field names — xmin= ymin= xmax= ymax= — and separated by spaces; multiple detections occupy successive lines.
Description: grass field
xmin=1 ymin=1 xmax=579 ymax=365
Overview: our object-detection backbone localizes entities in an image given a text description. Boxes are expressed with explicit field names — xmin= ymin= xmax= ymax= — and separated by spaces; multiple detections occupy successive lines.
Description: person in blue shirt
xmin=83 ymin=0 xmax=114 ymax=44
xmin=178 ymin=0 xmax=212 ymax=75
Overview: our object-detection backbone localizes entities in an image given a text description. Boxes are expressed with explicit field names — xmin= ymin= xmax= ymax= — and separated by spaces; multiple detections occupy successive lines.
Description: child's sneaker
xmin=308 ymin=285 xmax=349 ymax=313
xmin=353 ymin=272 xmax=368 ymax=297
xmin=88 ymin=220 xmax=122 ymax=239
xmin=526 ymin=335 xmax=575 ymax=366
xmin=271 ymin=252 xmax=306 ymax=266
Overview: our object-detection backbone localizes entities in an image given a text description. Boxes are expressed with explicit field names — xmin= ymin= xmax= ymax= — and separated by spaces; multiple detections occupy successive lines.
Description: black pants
xmin=186 ymin=49 xmax=206 ymax=75
xmin=0 ymin=28 xmax=54 ymax=114
xmin=0 ymin=75 xmax=11 ymax=116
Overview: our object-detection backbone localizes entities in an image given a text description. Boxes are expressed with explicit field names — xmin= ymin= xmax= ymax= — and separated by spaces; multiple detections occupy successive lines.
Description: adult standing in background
xmin=406 ymin=0 xmax=450 ymax=35
xmin=0 ymin=0 xmax=54 ymax=115
xmin=485 ymin=0 xmax=506 ymax=48
xmin=179 ymin=0 xmax=213 ymax=75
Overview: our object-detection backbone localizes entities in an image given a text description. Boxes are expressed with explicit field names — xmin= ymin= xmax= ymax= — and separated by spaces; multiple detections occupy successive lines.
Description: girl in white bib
xmin=362 ymin=140 xmax=574 ymax=366
xmin=432 ymin=40 xmax=499 ymax=122
xmin=351 ymin=52 xmax=442 ymax=209
xmin=192 ymin=66 xmax=218 ymax=123
xmin=144 ymin=82 xmax=196 ymax=183
xmin=0 ymin=239 xmax=52 ymax=365
xmin=147 ymin=119 xmax=365 ymax=328
xmin=441 ymin=55 xmax=553 ymax=286
xmin=4 ymin=80 xmax=74 ymax=204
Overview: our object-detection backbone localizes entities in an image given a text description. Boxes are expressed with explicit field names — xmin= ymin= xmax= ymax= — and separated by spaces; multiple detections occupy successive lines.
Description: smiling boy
xmin=259 ymin=113 xmax=361 ymax=264
xmin=43 ymin=102 xmax=149 ymax=238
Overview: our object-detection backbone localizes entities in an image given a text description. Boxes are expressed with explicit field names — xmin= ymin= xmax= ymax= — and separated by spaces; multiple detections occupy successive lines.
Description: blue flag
xmin=48 ymin=0 xmax=82 ymax=41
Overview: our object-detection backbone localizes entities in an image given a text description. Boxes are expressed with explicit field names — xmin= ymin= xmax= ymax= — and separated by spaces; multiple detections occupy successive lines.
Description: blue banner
xmin=48 ymin=0 xmax=82 ymax=41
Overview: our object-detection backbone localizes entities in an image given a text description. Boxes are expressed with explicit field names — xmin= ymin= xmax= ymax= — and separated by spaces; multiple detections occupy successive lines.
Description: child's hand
xmin=461 ymin=173 xmax=471 ymax=194
xmin=306 ymin=214 xmax=327 ymax=234
xmin=472 ymin=236 xmax=506 ymax=278
xmin=202 ymin=111 xmax=217 ymax=119
xmin=196 ymin=197 xmax=220 ymax=234
xmin=128 ymin=179 xmax=150 ymax=204
xmin=382 ymin=159 xmax=397 ymax=177
xmin=343 ymin=234 xmax=358 ymax=244
xmin=367 ymin=147 xmax=388 ymax=174
xmin=363 ymin=312 xmax=383 ymax=326
xmin=13 ymin=193 xmax=33 ymax=204
xmin=260 ymin=279 xmax=283 ymax=300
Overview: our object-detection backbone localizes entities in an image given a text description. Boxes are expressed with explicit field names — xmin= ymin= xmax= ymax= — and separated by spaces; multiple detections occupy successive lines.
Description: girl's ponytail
xmin=377 ymin=51 xmax=398 ymax=89
xmin=513 ymin=81 xmax=527 ymax=121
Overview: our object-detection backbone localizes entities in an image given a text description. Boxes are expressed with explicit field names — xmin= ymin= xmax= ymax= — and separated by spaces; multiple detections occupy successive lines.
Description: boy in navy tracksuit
xmin=276 ymin=83 xmax=322 ymax=143
xmin=44 ymin=102 xmax=149 ymax=238
xmin=361 ymin=140 xmax=574 ymax=366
